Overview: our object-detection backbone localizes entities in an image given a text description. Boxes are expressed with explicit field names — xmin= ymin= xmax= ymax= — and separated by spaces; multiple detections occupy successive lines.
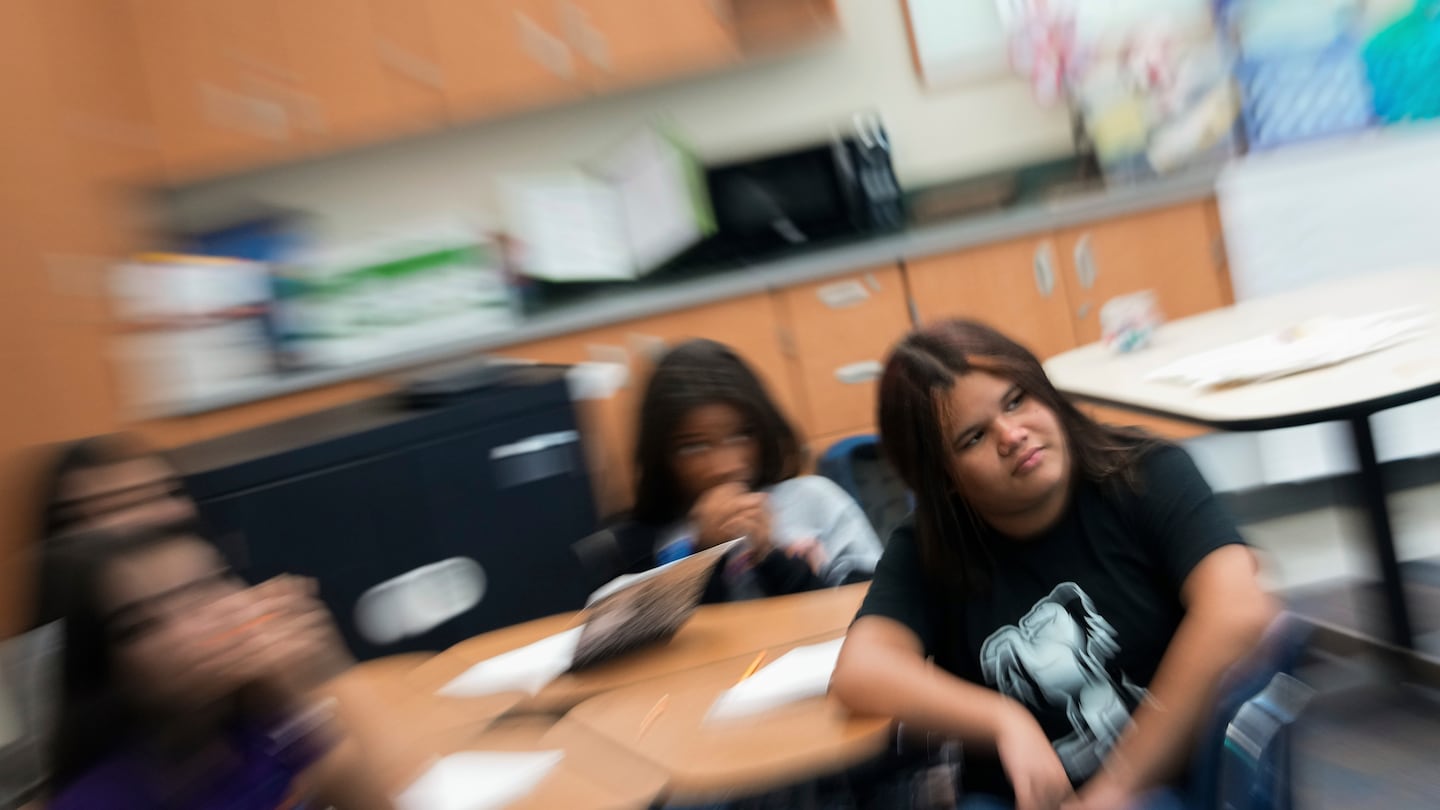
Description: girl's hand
xmin=785 ymin=537 xmax=828 ymax=576
xmin=192 ymin=577 xmax=352 ymax=706
xmin=246 ymin=576 xmax=354 ymax=698
xmin=996 ymin=703 xmax=1073 ymax=810
xmin=691 ymin=484 xmax=771 ymax=552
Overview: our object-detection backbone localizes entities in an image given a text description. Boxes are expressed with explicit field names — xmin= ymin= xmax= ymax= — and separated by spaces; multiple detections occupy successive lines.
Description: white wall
xmin=168 ymin=0 xmax=1076 ymax=242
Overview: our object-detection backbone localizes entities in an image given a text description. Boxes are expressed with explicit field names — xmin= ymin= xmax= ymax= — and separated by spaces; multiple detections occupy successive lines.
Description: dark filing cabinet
xmin=172 ymin=365 xmax=598 ymax=660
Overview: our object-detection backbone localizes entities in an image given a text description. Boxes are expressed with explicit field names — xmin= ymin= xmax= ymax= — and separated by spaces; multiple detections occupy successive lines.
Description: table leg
xmin=1348 ymin=416 xmax=1415 ymax=650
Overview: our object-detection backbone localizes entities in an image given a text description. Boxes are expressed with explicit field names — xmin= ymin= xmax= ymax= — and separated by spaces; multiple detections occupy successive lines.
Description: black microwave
xmin=703 ymin=123 xmax=905 ymax=257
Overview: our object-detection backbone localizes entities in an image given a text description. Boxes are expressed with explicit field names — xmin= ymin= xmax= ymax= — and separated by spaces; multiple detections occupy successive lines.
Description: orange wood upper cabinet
xmin=1057 ymin=201 xmax=1231 ymax=346
xmin=276 ymin=0 xmax=446 ymax=152
xmin=774 ymin=265 xmax=913 ymax=439
xmin=614 ymin=293 xmax=804 ymax=434
xmin=560 ymin=0 xmax=739 ymax=91
xmin=127 ymin=0 xmax=301 ymax=181
xmin=33 ymin=0 xmax=161 ymax=183
xmin=906 ymin=237 xmax=1079 ymax=361
xmin=427 ymin=0 xmax=584 ymax=121
xmin=730 ymin=0 xmax=840 ymax=53
xmin=368 ymin=0 xmax=450 ymax=133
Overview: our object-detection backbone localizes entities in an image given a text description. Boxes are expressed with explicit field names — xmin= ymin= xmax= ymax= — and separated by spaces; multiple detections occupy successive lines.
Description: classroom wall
xmin=167 ymin=0 xmax=1078 ymax=241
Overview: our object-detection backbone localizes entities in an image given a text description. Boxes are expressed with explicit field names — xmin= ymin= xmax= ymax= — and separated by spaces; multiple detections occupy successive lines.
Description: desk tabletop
xmin=1044 ymin=267 xmax=1440 ymax=430
xmin=565 ymin=633 xmax=892 ymax=803
xmin=408 ymin=583 xmax=869 ymax=714
xmin=328 ymin=660 xmax=667 ymax=808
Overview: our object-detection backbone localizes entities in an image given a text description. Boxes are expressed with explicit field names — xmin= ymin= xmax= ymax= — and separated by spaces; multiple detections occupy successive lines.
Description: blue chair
xmin=1185 ymin=613 xmax=1315 ymax=810
xmin=815 ymin=435 xmax=912 ymax=542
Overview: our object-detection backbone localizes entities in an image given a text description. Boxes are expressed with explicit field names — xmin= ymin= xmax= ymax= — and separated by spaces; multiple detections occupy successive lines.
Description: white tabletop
xmin=1043 ymin=267 xmax=1440 ymax=430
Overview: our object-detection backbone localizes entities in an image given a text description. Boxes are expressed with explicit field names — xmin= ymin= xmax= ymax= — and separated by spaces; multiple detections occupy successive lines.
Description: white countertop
xmin=158 ymin=168 xmax=1220 ymax=417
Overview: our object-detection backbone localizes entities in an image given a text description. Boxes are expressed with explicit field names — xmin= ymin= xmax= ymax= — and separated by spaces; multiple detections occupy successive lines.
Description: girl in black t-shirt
xmin=832 ymin=320 xmax=1275 ymax=810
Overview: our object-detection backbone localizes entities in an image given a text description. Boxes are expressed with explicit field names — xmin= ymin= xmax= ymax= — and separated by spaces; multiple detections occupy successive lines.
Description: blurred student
xmin=45 ymin=525 xmax=391 ymax=809
xmin=35 ymin=433 xmax=201 ymax=624
xmin=831 ymin=320 xmax=1276 ymax=810
xmin=1 ymin=434 xmax=202 ymax=806
xmin=610 ymin=339 xmax=882 ymax=601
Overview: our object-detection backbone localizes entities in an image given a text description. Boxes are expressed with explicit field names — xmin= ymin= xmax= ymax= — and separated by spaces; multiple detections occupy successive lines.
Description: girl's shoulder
xmin=766 ymin=474 xmax=850 ymax=502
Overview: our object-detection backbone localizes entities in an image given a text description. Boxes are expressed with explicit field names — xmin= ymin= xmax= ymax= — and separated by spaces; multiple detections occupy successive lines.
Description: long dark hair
xmin=631 ymin=339 xmax=802 ymax=525
xmin=32 ymin=434 xmax=194 ymax=628
xmin=36 ymin=434 xmax=166 ymax=540
xmin=877 ymin=319 xmax=1155 ymax=592
xmin=46 ymin=525 xmax=223 ymax=790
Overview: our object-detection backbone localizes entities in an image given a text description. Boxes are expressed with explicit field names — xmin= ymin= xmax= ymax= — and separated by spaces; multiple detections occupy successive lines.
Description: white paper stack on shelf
xmin=438 ymin=626 xmax=583 ymax=698
xmin=707 ymin=637 xmax=846 ymax=723
xmin=394 ymin=750 xmax=563 ymax=810
xmin=1145 ymin=309 xmax=1429 ymax=390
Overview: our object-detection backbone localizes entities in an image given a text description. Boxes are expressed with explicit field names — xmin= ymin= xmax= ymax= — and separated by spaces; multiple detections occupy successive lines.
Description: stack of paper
xmin=438 ymin=627 xmax=584 ymax=697
xmin=1145 ymin=309 xmax=1429 ymax=389
xmin=394 ymin=750 xmax=563 ymax=810
xmin=707 ymin=638 xmax=846 ymax=723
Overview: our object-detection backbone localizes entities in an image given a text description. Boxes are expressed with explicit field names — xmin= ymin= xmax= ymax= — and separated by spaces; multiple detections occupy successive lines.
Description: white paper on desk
xmin=706 ymin=637 xmax=846 ymax=723
xmin=394 ymin=750 xmax=563 ymax=810
xmin=437 ymin=626 xmax=584 ymax=698
xmin=1144 ymin=309 xmax=1430 ymax=389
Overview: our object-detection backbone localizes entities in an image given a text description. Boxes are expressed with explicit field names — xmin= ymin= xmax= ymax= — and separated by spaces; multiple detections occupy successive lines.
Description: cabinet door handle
xmin=835 ymin=361 xmax=884 ymax=385
xmin=376 ymin=39 xmax=445 ymax=90
xmin=559 ymin=2 xmax=610 ymax=71
xmin=1033 ymin=241 xmax=1056 ymax=297
xmin=490 ymin=430 xmax=581 ymax=488
xmin=1074 ymin=233 xmax=1098 ymax=289
xmin=516 ymin=11 xmax=575 ymax=78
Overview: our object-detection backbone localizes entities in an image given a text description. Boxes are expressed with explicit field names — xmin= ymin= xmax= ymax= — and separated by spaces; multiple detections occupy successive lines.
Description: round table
xmin=565 ymin=633 xmax=893 ymax=803
xmin=325 ymin=657 xmax=667 ymax=808
xmin=408 ymin=583 xmax=870 ymax=714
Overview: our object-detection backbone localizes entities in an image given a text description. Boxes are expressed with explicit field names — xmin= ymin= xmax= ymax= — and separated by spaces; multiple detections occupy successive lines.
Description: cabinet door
xmin=128 ymin=0 xmax=299 ymax=180
xmin=616 ymin=293 xmax=803 ymax=435
xmin=428 ymin=0 xmax=582 ymax=121
xmin=34 ymin=0 xmax=160 ymax=182
xmin=369 ymin=0 xmax=450 ymax=133
xmin=561 ymin=0 xmax=738 ymax=91
xmin=774 ymin=265 xmax=913 ymax=439
xmin=1058 ymin=202 xmax=1231 ymax=346
xmin=730 ymin=0 xmax=840 ymax=52
xmin=906 ymin=237 xmax=1079 ymax=360
xmin=277 ymin=0 xmax=446 ymax=151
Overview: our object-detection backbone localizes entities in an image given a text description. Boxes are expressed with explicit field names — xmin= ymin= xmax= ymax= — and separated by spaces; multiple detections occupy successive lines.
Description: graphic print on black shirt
xmin=855 ymin=443 xmax=1246 ymax=795
xmin=980 ymin=582 xmax=1146 ymax=782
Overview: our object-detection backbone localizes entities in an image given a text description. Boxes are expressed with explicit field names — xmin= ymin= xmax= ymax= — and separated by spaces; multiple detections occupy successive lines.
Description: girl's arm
xmin=833 ymin=617 xmax=1074 ymax=810
xmin=1065 ymin=545 xmax=1277 ymax=809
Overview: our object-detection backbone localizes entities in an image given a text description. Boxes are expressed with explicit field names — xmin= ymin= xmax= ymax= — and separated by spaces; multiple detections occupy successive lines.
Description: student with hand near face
xmin=608 ymin=339 xmax=883 ymax=602
xmin=45 ymin=526 xmax=391 ymax=810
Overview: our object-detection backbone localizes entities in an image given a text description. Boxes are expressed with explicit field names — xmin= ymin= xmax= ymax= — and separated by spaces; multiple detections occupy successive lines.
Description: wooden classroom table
xmin=407 ymin=583 xmax=870 ymax=714
xmin=325 ymin=657 xmax=668 ymax=809
xmin=565 ymin=632 xmax=892 ymax=803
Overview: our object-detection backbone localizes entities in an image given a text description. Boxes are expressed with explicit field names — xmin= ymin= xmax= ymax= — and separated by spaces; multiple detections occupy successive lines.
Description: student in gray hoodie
xmin=605 ymin=339 xmax=883 ymax=602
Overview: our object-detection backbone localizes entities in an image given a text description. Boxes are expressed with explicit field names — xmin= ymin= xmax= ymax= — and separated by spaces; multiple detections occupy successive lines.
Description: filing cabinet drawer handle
xmin=835 ymin=361 xmax=884 ymax=385
xmin=490 ymin=430 xmax=580 ymax=460
xmin=376 ymin=39 xmax=445 ymax=90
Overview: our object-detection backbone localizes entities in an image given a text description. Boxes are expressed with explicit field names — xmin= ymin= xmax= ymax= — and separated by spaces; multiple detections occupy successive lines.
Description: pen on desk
xmin=737 ymin=651 xmax=767 ymax=684
xmin=638 ymin=694 xmax=669 ymax=738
